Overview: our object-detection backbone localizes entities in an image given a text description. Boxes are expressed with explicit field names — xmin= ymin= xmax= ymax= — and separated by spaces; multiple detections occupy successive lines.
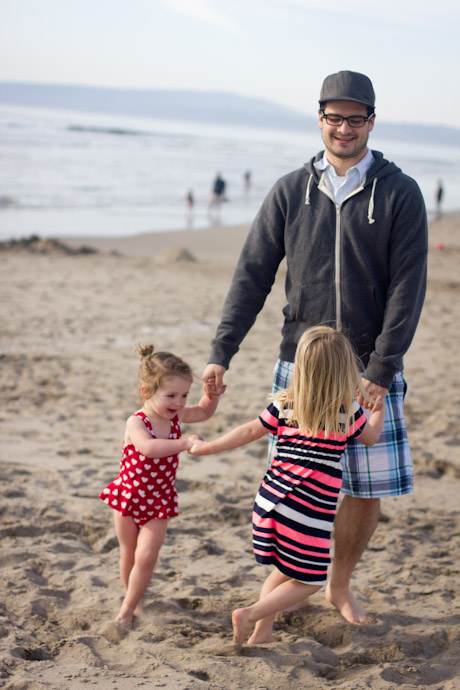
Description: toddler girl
xmin=189 ymin=326 xmax=384 ymax=648
xmin=100 ymin=344 xmax=220 ymax=627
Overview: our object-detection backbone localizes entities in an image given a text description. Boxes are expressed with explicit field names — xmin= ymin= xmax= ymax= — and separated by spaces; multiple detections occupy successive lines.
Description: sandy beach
xmin=1 ymin=211 xmax=459 ymax=689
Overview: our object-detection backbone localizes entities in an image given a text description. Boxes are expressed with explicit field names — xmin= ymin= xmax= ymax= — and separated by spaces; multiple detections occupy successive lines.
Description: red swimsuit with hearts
xmin=100 ymin=411 xmax=180 ymax=527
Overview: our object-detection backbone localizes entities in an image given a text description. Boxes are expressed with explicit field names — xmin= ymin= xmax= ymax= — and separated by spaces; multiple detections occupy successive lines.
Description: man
xmin=203 ymin=71 xmax=427 ymax=624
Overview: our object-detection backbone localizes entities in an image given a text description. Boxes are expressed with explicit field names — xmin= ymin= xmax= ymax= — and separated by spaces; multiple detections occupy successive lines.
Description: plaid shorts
xmin=269 ymin=359 xmax=413 ymax=498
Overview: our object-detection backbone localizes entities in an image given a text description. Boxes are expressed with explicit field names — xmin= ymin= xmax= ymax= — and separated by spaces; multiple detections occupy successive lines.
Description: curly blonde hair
xmin=135 ymin=344 xmax=193 ymax=400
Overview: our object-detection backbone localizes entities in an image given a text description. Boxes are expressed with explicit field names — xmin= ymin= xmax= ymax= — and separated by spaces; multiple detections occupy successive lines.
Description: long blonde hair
xmin=276 ymin=326 xmax=363 ymax=437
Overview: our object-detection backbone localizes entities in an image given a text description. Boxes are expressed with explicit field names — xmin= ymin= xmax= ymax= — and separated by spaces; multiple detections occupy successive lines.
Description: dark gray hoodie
xmin=209 ymin=150 xmax=428 ymax=390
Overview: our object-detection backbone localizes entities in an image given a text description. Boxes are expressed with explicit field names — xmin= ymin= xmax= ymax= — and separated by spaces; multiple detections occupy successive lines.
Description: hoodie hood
xmin=303 ymin=150 xmax=402 ymax=225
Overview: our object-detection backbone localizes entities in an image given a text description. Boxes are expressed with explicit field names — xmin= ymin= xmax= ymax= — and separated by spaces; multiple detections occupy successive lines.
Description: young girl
xmin=100 ymin=344 xmax=220 ymax=627
xmin=189 ymin=326 xmax=384 ymax=648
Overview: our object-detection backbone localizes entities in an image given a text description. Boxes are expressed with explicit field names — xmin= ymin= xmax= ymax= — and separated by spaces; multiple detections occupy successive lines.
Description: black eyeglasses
xmin=320 ymin=111 xmax=371 ymax=128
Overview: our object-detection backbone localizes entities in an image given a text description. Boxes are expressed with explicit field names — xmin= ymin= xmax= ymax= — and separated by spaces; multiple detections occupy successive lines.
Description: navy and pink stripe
xmin=252 ymin=401 xmax=366 ymax=584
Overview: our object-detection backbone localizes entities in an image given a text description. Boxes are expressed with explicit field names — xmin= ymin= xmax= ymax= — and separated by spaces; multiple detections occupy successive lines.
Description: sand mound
xmin=0 ymin=235 xmax=98 ymax=255
xmin=154 ymin=246 xmax=197 ymax=263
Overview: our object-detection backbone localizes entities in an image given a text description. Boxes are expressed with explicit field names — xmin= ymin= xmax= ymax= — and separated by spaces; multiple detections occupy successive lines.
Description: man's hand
xmin=202 ymin=363 xmax=227 ymax=396
xmin=358 ymin=378 xmax=389 ymax=412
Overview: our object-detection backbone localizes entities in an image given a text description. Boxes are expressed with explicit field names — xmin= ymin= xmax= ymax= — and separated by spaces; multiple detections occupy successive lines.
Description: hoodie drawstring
xmin=304 ymin=174 xmax=313 ymax=205
xmin=306 ymin=171 xmax=378 ymax=224
xmin=367 ymin=177 xmax=377 ymax=224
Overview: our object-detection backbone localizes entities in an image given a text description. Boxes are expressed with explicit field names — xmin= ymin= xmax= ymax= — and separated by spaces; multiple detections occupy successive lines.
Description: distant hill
xmin=1 ymin=82 xmax=460 ymax=147
xmin=0 ymin=82 xmax=311 ymax=129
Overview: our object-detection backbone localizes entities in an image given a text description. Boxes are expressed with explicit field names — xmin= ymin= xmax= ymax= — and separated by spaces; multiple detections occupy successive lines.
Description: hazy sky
xmin=1 ymin=0 xmax=459 ymax=127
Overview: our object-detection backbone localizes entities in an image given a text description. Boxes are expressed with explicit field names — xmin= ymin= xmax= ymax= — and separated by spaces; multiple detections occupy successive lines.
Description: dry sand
xmin=0 ymin=213 xmax=459 ymax=689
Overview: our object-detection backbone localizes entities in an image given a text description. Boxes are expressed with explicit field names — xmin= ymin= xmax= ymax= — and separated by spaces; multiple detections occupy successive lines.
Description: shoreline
xmin=57 ymin=208 xmax=460 ymax=263
xmin=61 ymin=222 xmax=252 ymax=262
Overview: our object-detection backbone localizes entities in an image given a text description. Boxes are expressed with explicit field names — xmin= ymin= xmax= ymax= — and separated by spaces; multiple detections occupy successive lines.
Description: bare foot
xmin=115 ymin=604 xmax=134 ymax=628
xmin=325 ymin=583 xmax=376 ymax=624
xmin=247 ymin=631 xmax=275 ymax=645
xmin=134 ymin=603 xmax=143 ymax=618
xmin=232 ymin=608 xmax=253 ymax=649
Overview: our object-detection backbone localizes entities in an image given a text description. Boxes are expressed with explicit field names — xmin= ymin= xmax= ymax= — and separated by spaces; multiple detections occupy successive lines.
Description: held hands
xmin=186 ymin=434 xmax=203 ymax=452
xmin=203 ymin=378 xmax=226 ymax=398
xmin=188 ymin=437 xmax=209 ymax=456
xmin=186 ymin=434 xmax=210 ymax=456
xmin=202 ymin=364 xmax=227 ymax=397
xmin=358 ymin=378 xmax=389 ymax=412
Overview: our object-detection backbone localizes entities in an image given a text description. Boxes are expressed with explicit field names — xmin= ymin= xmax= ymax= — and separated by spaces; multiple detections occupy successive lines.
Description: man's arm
xmin=207 ymin=182 xmax=287 ymax=372
xmin=363 ymin=176 xmax=428 ymax=389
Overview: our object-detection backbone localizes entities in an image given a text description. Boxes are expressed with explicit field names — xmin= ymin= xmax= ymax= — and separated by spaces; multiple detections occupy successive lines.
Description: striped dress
xmin=253 ymin=400 xmax=367 ymax=584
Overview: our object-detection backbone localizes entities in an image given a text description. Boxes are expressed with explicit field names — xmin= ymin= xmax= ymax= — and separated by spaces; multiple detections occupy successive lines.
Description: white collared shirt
xmin=314 ymin=148 xmax=375 ymax=205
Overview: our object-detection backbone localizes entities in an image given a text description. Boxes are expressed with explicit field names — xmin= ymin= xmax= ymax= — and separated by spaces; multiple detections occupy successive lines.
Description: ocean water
xmin=1 ymin=104 xmax=459 ymax=241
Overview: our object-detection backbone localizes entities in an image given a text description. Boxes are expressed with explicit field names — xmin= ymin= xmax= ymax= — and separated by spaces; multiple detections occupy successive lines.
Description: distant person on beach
xmin=208 ymin=173 xmax=226 ymax=220
xmin=435 ymin=179 xmax=444 ymax=219
xmin=243 ymin=170 xmax=251 ymax=192
xmin=202 ymin=71 xmax=428 ymax=624
xmin=99 ymin=345 xmax=220 ymax=627
xmin=185 ymin=188 xmax=195 ymax=226
xmin=192 ymin=327 xmax=384 ymax=647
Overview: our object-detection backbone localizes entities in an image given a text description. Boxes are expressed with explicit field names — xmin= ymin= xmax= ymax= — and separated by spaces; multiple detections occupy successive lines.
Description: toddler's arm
xmin=189 ymin=418 xmax=267 ymax=456
xmin=126 ymin=415 xmax=200 ymax=456
xmin=181 ymin=387 xmax=222 ymax=424
xmin=358 ymin=406 xmax=385 ymax=446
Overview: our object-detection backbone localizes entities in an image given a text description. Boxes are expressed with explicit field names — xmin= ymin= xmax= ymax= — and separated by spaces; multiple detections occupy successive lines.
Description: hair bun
xmin=136 ymin=343 xmax=155 ymax=360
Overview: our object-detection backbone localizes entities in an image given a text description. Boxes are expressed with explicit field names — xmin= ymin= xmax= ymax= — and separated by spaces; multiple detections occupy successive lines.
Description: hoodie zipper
xmin=335 ymin=205 xmax=342 ymax=329
xmin=317 ymin=175 xmax=368 ymax=330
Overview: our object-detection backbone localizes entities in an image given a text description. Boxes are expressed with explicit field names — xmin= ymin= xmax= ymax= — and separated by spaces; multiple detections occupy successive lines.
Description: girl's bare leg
xmin=114 ymin=517 xmax=168 ymax=626
xmin=114 ymin=512 xmax=138 ymax=589
xmin=113 ymin=513 xmax=146 ymax=617
xmin=247 ymin=568 xmax=290 ymax=644
xmin=233 ymin=578 xmax=321 ymax=648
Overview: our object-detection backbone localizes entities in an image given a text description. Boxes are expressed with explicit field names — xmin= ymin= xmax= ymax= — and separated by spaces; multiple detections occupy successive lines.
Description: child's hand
xmin=188 ymin=438 xmax=208 ymax=456
xmin=187 ymin=434 xmax=203 ymax=449
xmin=203 ymin=376 xmax=226 ymax=398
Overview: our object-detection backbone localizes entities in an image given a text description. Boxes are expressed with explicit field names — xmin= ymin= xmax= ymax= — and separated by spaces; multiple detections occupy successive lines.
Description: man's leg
xmin=268 ymin=359 xmax=294 ymax=465
xmin=332 ymin=372 xmax=413 ymax=623
xmin=325 ymin=495 xmax=380 ymax=623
